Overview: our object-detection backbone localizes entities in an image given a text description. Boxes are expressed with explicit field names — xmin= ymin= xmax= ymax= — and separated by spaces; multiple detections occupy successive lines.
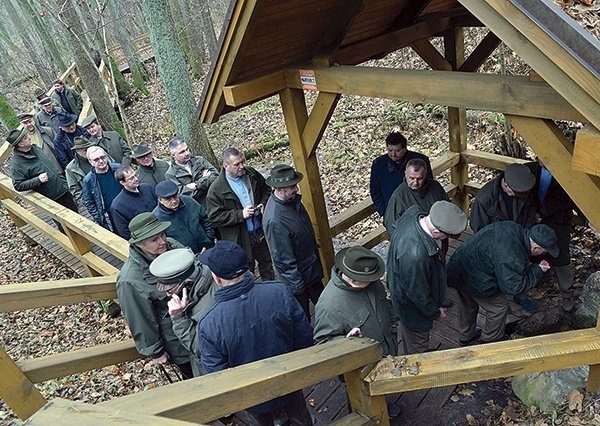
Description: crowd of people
xmin=5 ymin=84 xmax=589 ymax=424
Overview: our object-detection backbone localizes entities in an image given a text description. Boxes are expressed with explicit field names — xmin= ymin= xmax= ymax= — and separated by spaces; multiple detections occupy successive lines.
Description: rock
xmin=514 ymin=306 xmax=568 ymax=336
xmin=511 ymin=366 xmax=589 ymax=412
xmin=572 ymin=272 xmax=600 ymax=329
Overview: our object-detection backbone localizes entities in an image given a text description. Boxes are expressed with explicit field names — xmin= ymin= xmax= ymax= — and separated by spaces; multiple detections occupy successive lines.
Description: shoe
xmin=104 ymin=300 xmax=122 ymax=318
xmin=387 ymin=402 xmax=401 ymax=418
xmin=562 ymin=297 xmax=575 ymax=313
xmin=459 ymin=328 xmax=482 ymax=347
xmin=518 ymin=297 xmax=536 ymax=312
xmin=441 ymin=298 xmax=453 ymax=308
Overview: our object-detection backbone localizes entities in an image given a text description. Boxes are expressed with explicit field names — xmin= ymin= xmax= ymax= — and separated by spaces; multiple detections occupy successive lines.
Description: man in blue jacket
xmin=197 ymin=241 xmax=313 ymax=426
xmin=369 ymin=132 xmax=432 ymax=216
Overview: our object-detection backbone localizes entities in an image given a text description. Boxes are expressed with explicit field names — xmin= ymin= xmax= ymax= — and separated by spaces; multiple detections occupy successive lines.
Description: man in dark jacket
xmin=206 ymin=147 xmax=274 ymax=281
xmin=387 ymin=201 xmax=467 ymax=354
xmin=110 ymin=165 xmax=157 ymax=239
xmin=370 ymin=132 xmax=433 ymax=216
xmin=53 ymin=111 xmax=90 ymax=170
xmin=82 ymin=113 xmax=132 ymax=166
xmin=8 ymin=129 xmax=78 ymax=216
xmin=18 ymin=112 xmax=61 ymax=172
xmin=469 ymin=163 xmax=538 ymax=233
xmin=197 ymin=241 xmax=313 ymax=425
xmin=314 ymin=246 xmax=398 ymax=357
xmin=35 ymin=97 xmax=64 ymax=132
xmin=525 ymin=160 xmax=577 ymax=312
xmin=51 ymin=78 xmax=83 ymax=117
xmin=165 ymin=137 xmax=218 ymax=207
xmin=150 ymin=247 xmax=217 ymax=376
xmin=263 ymin=164 xmax=324 ymax=320
xmin=132 ymin=142 xmax=169 ymax=187
xmin=448 ymin=222 xmax=556 ymax=345
xmin=153 ymin=180 xmax=215 ymax=254
xmin=384 ymin=158 xmax=449 ymax=232
xmin=82 ymin=146 xmax=121 ymax=231
xmin=117 ymin=213 xmax=193 ymax=379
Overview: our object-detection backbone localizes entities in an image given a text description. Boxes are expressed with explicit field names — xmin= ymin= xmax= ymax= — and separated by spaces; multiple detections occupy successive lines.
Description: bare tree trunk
xmin=139 ymin=0 xmax=217 ymax=165
xmin=178 ymin=0 xmax=205 ymax=78
xmin=199 ymin=0 xmax=218 ymax=59
xmin=55 ymin=0 xmax=124 ymax=137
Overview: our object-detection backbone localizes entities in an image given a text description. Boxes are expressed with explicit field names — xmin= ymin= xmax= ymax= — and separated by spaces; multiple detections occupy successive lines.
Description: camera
xmin=253 ymin=205 xmax=261 ymax=217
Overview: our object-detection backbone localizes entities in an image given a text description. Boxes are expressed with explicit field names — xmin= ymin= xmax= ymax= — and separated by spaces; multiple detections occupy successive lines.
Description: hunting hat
xmin=335 ymin=246 xmax=385 ymax=283
xmin=34 ymin=88 xmax=45 ymax=98
xmin=155 ymin=180 xmax=179 ymax=198
xmin=128 ymin=212 xmax=171 ymax=244
xmin=530 ymin=224 xmax=559 ymax=258
xmin=81 ymin=114 xmax=98 ymax=128
xmin=132 ymin=142 xmax=153 ymax=158
xmin=198 ymin=240 xmax=248 ymax=280
xmin=504 ymin=163 xmax=535 ymax=193
xmin=17 ymin=112 xmax=34 ymax=121
xmin=71 ymin=136 xmax=93 ymax=150
xmin=39 ymin=97 xmax=52 ymax=106
xmin=266 ymin=164 xmax=304 ymax=188
xmin=429 ymin=200 xmax=468 ymax=236
xmin=6 ymin=129 xmax=26 ymax=147
xmin=56 ymin=111 xmax=78 ymax=127
xmin=150 ymin=248 xmax=196 ymax=292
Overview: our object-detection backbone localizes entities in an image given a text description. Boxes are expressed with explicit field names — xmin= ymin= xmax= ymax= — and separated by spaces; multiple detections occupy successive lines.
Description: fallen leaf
xmin=567 ymin=388 xmax=583 ymax=412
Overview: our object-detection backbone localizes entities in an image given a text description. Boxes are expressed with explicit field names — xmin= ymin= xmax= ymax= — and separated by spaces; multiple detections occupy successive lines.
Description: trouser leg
xmin=294 ymin=290 xmax=311 ymax=321
xmin=246 ymin=411 xmax=274 ymax=426
xmin=252 ymin=236 xmax=275 ymax=281
xmin=284 ymin=390 xmax=312 ymax=426
xmin=457 ymin=290 xmax=479 ymax=342
xmin=474 ymin=293 xmax=509 ymax=342
xmin=399 ymin=323 xmax=430 ymax=355
xmin=554 ymin=264 xmax=574 ymax=298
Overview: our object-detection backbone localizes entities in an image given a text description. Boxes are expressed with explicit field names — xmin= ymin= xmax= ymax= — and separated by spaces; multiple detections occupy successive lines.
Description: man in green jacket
xmin=18 ymin=112 xmax=61 ymax=172
xmin=206 ymin=147 xmax=274 ymax=281
xmin=448 ymin=222 xmax=556 ymax=345
xmin=314 ymin=246 xmax=398 ymax=356
xmin=82 ymin=113 xmax=132 ymax=166
xmin=387 ymin=201 xmax=467 ymax=354
xmin=116 ymin=212 xmax=193 ymax=379
xmin=132 ymin=142 xmax=169 ymax=187
xmin=8 ymin=128 xmax=78 ymax=215
xmin=51 ymin=78 xmax=83 ymax=117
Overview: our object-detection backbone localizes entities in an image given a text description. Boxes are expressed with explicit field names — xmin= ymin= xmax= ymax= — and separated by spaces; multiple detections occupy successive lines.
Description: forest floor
xmin=1 ymin=1 xmax=600 ymax=425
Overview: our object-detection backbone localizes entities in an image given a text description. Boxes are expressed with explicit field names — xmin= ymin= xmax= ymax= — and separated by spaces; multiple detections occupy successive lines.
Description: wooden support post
xmin=344 ymin=364 xmax=389 ymax=426
xmin=587 ymin=311 xmax=600 ymax=392
xmin=0 ymin=346 xmax=46 ymax=420
xmin=279 ymin=88 xmax=335 ymax=280
xmin=445 ymin=28 xmax=469 ymax=213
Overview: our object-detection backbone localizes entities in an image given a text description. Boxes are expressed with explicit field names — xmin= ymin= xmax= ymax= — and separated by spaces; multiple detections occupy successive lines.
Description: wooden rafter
xmin=459 ymin=31 xmax=501 ymax=72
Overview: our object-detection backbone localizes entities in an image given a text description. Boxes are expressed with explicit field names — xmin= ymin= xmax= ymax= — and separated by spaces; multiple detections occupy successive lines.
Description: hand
xmin=38 ymin=172 xmax=49 ymax=183
xmin=202 ymin=169 xmax=212 ymax=178
xmin=256 ymin=203 xmax=264 ymax=214
xmin=439 ymin=307 xmax=447 ymax=319
xmin=152 ymin=351 xmax=169 ymax=365
xmin=535 ymin=214 xmax=542 ymax=224
xmin=185 ymin=182 xmax=196 ymax=191
xmin=346 ymin=327 xmax=362 ymax=338
xmin=539 ymin=260 xmax=551 ymax=273
xmin=168 ymin=288 xmax=189 ymax=316
xmin=242 ymin=205 xmax=255 ymax=219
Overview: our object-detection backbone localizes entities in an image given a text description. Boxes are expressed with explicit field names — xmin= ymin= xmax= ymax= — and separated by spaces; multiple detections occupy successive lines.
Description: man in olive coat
xmin=18 ymin=112 xmax=61 ymax=172
xmin=82 ymin=113 xmax=132 ymax=166
xmin=448 ymin=222 xmax=556 ymax=345
xmin=387 ymin=201 xmax=467 ymax=354
xmin=314 ymin=246 xmax=398 ymax=356
xmin=116 ymin=212 xmax=193 ymax=379
xmin=206 ymin=147 xmax=274 ymax=281
xmin=132 ymin=142 xmax=169 ymax=187
xmin=51 ymin=78 xmax=83 ymax=117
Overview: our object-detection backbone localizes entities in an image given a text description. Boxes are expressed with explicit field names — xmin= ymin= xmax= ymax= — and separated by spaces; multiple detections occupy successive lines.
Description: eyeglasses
xmin=91 ymin=155 xmax=107 ymax=162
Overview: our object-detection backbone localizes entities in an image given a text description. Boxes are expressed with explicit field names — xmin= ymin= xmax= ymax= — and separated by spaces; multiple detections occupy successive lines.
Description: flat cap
xmin=429 ymin=200 xmax=468 ymax=236
xmin=150 ymin=248 xmax=196 ymax=292
xmin=504 ymin=164 xmax=535 ymax=193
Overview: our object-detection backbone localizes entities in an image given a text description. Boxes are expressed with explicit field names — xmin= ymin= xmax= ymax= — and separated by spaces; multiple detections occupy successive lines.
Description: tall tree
xmin=177 ymin=0 xmax=205 ymax=78
xmin=138 ymin=0 xmax=217 ymax=165
xmin=55 ymin=0 xmax=124 ymax=137
xmin=199 ymin=0 xmax=218 ymax=59
xmin=0 ymin=92 xmax=19 ymax=131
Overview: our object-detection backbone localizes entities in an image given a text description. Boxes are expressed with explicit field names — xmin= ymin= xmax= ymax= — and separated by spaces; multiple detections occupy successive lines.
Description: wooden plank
xmin=18 ymin=340 xmax=140 ymax=384
xmin=223 ymin=70 xmax=286 ymax=107
xmin=303 ymin=91 xmax=340 ymax=157
xmin=573 ymin=125 xmax=600 ymax=177
xmin=411 ymin=38 xmax=452 ymax=71
xmin=506 ymin=115 xmax=600 ymax=233
xmin=366 ymin=328 xmax=600 ymax=395
xmin=0 ymin=276 xmax=118 ymax=313
xmin=329 ymin=411 xmax=380 ymax=426
xmin=0 ymin=346 xmax=46 ymax=420
xmin=459 ymin=31 xmax=501 ymax=72
xmin=24 ymin=398 xmax=201 ymax=425
xmin=344 ymin=366 xmax=388 ymax=426
xmin=356 ymin=227 xmax=387 ymax=249
xmin=284 ymin=66 xmax=587 ymax=123
xmin=461 ymin=149 xmax=528 ymax=170
xmin=431 ymin=151 xmax=460 ymax=175
xmin=463 ymin=180 xmax=483 ymax=197
xmin=329 ymin=199 xmax=376 ymax=237
xmin=102 ymin=339 xmax=383 ymax=424
xmin=460 ymin=0 xmax=600 ymax=130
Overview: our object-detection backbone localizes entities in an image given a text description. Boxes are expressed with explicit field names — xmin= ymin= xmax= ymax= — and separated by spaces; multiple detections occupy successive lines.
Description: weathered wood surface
xmin=573 ymin=125 xmax=600 ymax=178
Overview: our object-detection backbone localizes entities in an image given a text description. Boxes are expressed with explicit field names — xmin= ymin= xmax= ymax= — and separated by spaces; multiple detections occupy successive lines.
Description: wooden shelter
xmin=198 ymin=0 xmax=600 ymax=274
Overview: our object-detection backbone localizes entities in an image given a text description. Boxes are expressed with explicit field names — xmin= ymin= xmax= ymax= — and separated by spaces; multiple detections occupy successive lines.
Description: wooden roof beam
xmin=573 ymin=125 xmax=600 ymax=177
xmin=411 ymin=39 xmax=452 ymax=70
xmin=284 ymin=65 xmax=586 ymax=122
xmin=459 ymin=31 xmax=501 ymax=72
xmin=223 ymin=70 xmax=286 ymax=108
xmin=311 ymin=0 xmax=367 ymax=67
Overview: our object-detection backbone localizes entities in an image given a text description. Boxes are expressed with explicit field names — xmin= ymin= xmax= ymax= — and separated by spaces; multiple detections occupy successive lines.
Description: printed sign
xmin=299 ymin=69 xmax=317 ymax=91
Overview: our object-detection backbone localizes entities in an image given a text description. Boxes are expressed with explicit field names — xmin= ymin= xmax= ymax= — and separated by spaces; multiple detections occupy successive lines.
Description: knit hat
xmin=335 ymin=246 xmax=384 ymax=282
xmin=429 ymin=201 xmax=468 ymax=236
xmin=504 ymin=164 xmax=535 ymax=193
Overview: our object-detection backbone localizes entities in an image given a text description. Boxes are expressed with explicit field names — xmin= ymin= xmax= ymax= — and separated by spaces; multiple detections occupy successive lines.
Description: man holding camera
xmin=206 ymin=147 xmax=275 ymax=281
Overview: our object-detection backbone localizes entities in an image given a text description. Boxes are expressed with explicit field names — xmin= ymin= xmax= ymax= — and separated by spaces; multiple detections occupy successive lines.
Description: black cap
xmin=199 ymin=240 xmax=248 ymax=279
